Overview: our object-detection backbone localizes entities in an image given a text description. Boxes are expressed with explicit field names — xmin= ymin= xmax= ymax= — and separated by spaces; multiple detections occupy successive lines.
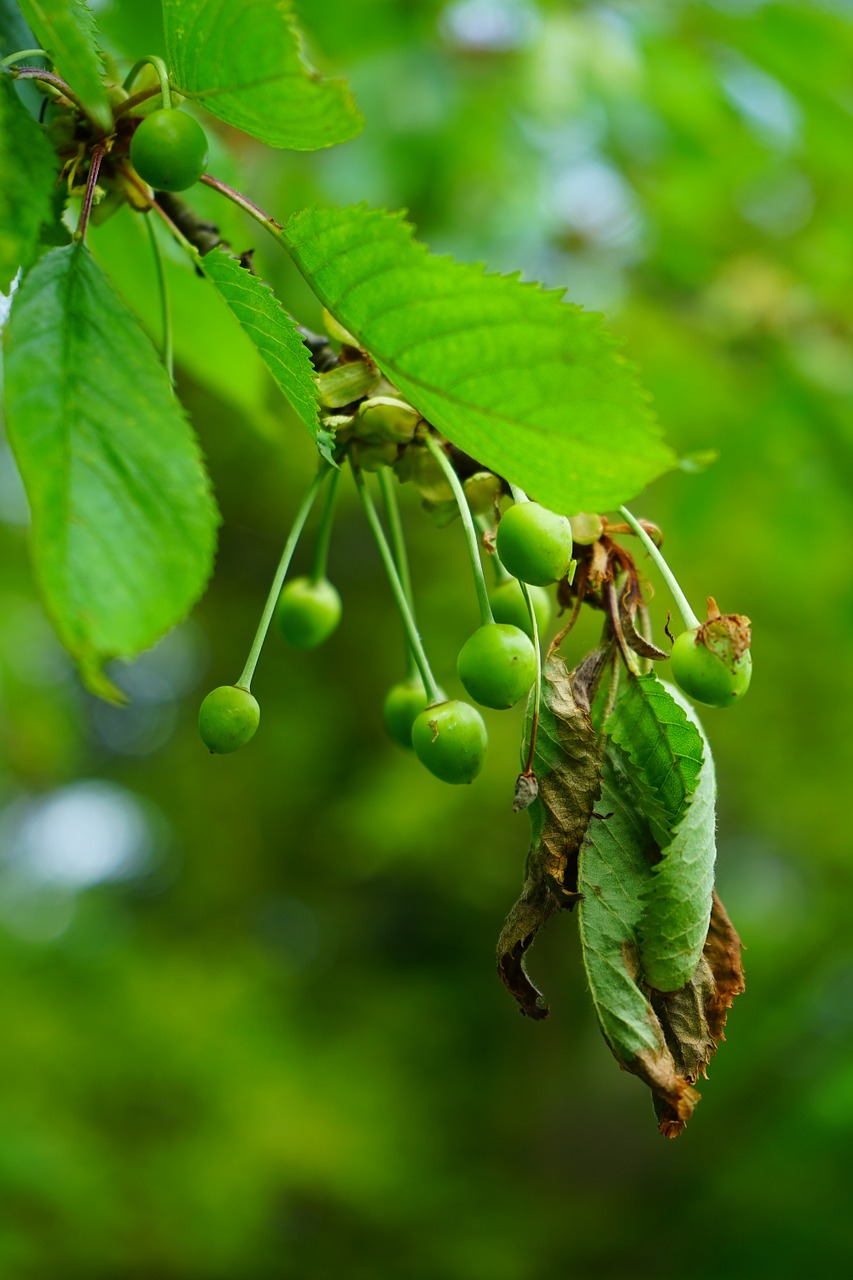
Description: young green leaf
xmin=284 ymin=205 xmax=676 ymax=513
xmin=2 ymin=244 xmax=218 ymax=698
xmin=606 ymin=674 xmax=716 ymax=993
xmin=162 ymin=0 xmax=362 ymax=150
xmin=199 ymin=248 xmax=328 ymax=458
xmin=17 ymin=0 xmax=112 ymax=132
xmin=0 ymin=78 xmax=60 ymax=290
xmin=497 ymin=653 xmax=602 ymax=1018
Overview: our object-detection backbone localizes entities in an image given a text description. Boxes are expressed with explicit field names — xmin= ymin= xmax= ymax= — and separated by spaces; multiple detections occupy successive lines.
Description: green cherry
xmin=411 ymin=700 xmax=488 ymax=784
xmin=130 ymin=108 xmax=209 ymax=192
xmin=382 ymin=677 xmax=444 ymax=749
xmin=457 ymin=623 xmax=536 ymax=710
xmin=671 ymin=624 xmax=752 ymax=708
xmin=495 ymin=501 xmax=573 ymax=586
xmin=489 ymin=580 xmax=552 ymax=641
xmin=276 ymin=577 xmax=342 ymax=649
xmin=199 ymin=685 xmax=259 ymax=754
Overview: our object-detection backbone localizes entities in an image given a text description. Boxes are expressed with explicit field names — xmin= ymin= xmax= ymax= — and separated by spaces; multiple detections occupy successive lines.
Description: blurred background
xmin=2 ymin=0 xmax=852 ymax=1275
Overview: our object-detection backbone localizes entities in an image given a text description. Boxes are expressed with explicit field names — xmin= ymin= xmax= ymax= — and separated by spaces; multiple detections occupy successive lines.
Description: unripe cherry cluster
xmin=198 ymin=491 xmax=575 ymax=780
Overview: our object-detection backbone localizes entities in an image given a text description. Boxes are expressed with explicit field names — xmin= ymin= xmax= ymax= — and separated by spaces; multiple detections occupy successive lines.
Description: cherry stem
xmin=8 ymin=66 xmax=96 ymax=125
xmin=509 ymin=483 xmax=529 ymax=504
xmin=144 ymin=215 xmax=173 ymax=381
xmin=122 ymin=56 xmax=172 ymax=110
xmin=378 ymin=469 xmax=418 ymax=680
xmin=309 ymin=464 xmax=341 ymax=584
xmin=618 ymin=505 xmax=700 ymax=631
xmin=353 ymin=467 xmax=441 ymax=705
xmin=1 ymin=49 xmax=49 ymax=68
xmin=422 ymin=432 xmax=494 ymax=628
xmin=113 ymin=82 xmax=167 ymax=119
xmin=237 ymin=466 xmax=329 ymax=691
xmin=520 ymin=581 xmax=542 ymax=776
xmin=200 ymin=173 xmax=284 ymax=230
xmin=75 ymin=144 xmax=105 ymax=243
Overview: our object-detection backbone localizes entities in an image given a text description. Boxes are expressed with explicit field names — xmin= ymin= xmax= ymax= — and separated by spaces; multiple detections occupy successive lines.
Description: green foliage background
xmin=1 ymin=0 xmax=851 ymax=1274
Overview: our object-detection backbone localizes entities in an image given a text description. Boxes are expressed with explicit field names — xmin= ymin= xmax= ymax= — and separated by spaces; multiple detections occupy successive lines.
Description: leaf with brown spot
xmin=703 ymin=890 xmax=746 ymax=1043
xmin=578 ymin=742 xmax=745 ymax=1138
xmin=497 ymin=655 xmax=602 ymax=1018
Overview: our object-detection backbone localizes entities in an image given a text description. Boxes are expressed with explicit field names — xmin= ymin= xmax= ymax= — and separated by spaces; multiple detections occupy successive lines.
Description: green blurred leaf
xmin=285 ymin=205 xmax=675 ymax=513
xmin=0 ymin=78 xmax=59 ymax=290
xmin=162 ymin=0 xmax=362 ymax=150
xmin=17 ymin=0 xmax=111 ymax=132
xmin=2 ymin=244 xmax=218 ymax=698
xmin=200 ymin=248 xmax=328 ymax=457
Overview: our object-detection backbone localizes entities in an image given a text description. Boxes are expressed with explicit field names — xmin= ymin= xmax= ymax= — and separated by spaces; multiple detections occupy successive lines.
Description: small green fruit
xmin=383 ymin=678 xmax=438 ymax=749
xmin=130 ymin=108 xmax=209 ymax=192
xmin=463 ymin=470 xmax=503 ymax=516
xmin=496 ymin=501 xmax=573 ymax=586
xmin=355 ymin=396 xmax=420 ymax=444
xmin=411 ymin=700 xmax=488 ymax=784
xmin=276 ymin=577 xmax=342 ymax=649
xmin=489 ymin=580 xmax=552 ymax=641
xmin=671 ymin=613 xmax=752 ymax=708
xmin=199 ymin=685 xmax=259 ymax=754
xmin=457 ymin=623 xmax=537 ymax=709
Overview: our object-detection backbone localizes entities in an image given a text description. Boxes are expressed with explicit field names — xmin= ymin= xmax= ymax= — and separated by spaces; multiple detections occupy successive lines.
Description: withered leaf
xmin=497 ymin=655 xmax=602 ymax=1018
xmin=579 ymin=749 xmax=744 ymax=1138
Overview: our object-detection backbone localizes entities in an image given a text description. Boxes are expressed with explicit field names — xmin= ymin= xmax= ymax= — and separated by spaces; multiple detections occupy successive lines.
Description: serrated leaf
xmin=605 ymin=673 xmax=716 ymax=993
xmin=17 ymin=0 xmax=111 ymax=132
xmin=0 ymin=78 xmax=60 ymax=290
xmin=2 ymin=244 xmax=218 ymax=698
xmin=578 ymin=752 xmax=702 ymax=1135
xmin=200 ymin=248 xmax=329 ymax=457
xmin=284 ymin=205 xmax=676 ymax=513
xmin=497 ymin=654 xmax=602 ymax=1018
xmin=637 ymin=685 xmax=717 ymax=993
xmin=606 ymin=672 xmax=704 ymax=848
xmin=162 ymin=0 xmax=362 ymax=150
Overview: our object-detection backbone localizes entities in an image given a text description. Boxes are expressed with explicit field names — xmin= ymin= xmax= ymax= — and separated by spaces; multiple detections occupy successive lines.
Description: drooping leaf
xmin=2 ymin=244 xmax=218 ymax=698
xmin=701 ymin=889 xmax=746 ymax=1044
xmin=605 ymin=674 xmax=716 ymax=993
xmin=200 ymin=248 xmax=329 ymax=458
xmin=497 ymin=653 xmax=602 ymax=1018
xmin=0 ymin=77 xmax=60 ymax=290
xmin=17 ymin=0 xmax=111 ymax=132
xmin=605 ymin=672 xmax=704 ymax=848
xmin=578 ymin=751 xmax=702 ymax=1135
xmin=162 ymin=0 xmax=362 ymax=150
xmin=284 ymin=205 xmax=676 ymax=513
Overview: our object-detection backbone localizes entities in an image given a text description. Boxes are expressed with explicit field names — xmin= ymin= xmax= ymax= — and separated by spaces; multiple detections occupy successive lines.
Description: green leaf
xmin=162 ymin=0 xmax=362 ymax=150
xmin=607 ymin=674 xmax=716 ymax=993
xmin=497 ymin=653 xmax=602 ymax=1018
xmin=284 ymin=205 xmax=676 ymax=513
xmin=638 ymin=694 xmax=717 ymax=993
xmin=578 ymin=751 xmax=702 ymax=1135
xmin=17 ymin=0 xmax=111 ymax=132
xmin=605 ymin=672 xmax=704 ymax=848
xmin=200 ymin=248 xmax=328 ymax=457
xmin=2 ymin=244 xmax=218 ymax=698
xmin=0 ymin=78 xmax=60 ymax=290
